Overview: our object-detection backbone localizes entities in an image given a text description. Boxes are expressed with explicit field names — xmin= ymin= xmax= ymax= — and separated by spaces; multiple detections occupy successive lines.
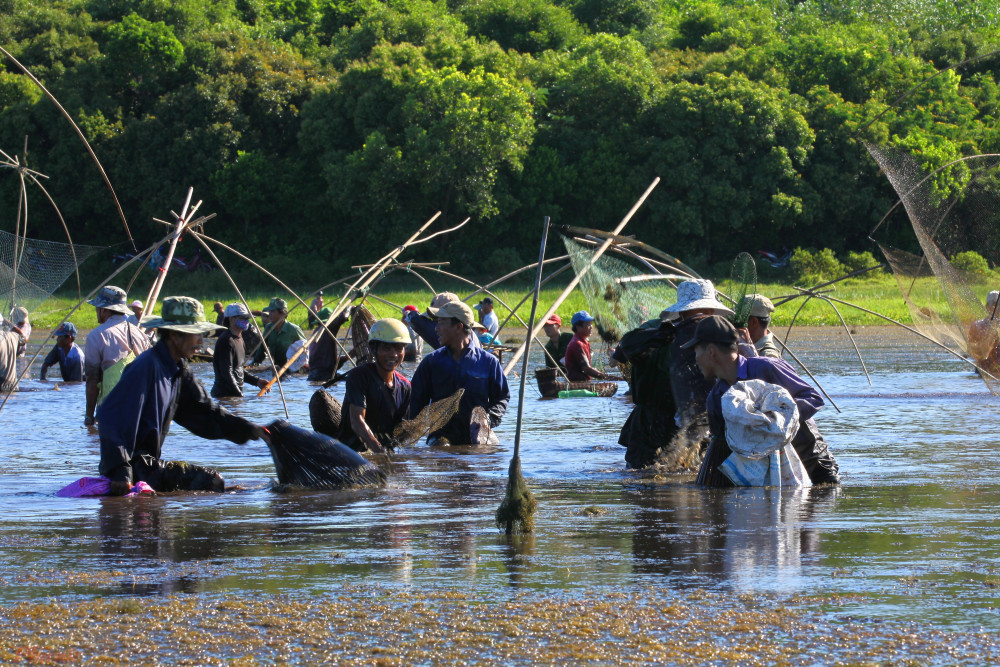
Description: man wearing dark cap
xmin=98 ymin=296 xmax=270 ymax=495
xmin=474 ymin=297 xmax=499 ymax=337
xmin=409 ymin=299 xmax=509 ymax=445
xmin=684 ymin=315 xmax=840 ymax=487
xmin=40 ymin=321 xmax=85 ymax=382
xmin=252 ymin=297 xmax=306 ymax=367
xmin=85 ymin=285 xmax=151 ymax=425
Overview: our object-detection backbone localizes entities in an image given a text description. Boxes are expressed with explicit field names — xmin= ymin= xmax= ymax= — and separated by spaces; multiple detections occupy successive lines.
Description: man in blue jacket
xmin=408 ymin=299 xmax=509 ymax=445
xmin=98 ymin=296 xmax=270 ymax=495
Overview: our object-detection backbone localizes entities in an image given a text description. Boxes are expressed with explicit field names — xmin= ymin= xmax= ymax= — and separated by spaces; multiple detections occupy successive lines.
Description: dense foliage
xmin=0 ymin=0 xmax=998 ymax=281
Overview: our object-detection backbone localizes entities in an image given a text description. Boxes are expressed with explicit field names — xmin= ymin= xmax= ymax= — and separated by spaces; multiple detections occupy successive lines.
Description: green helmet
xmin=369 ymin=317 xmax=411 ymax=344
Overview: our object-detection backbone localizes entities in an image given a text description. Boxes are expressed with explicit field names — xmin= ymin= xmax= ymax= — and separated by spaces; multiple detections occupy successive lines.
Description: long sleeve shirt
xmin=98 ymin=341 xmax=257 ymax=484
xmin=211 ymin=330 xmax=264 ymax=398
xmin=252 ymin=320 xmax=305 ymax=367
xmin=408 ymin=343 xmax=509 ymax=442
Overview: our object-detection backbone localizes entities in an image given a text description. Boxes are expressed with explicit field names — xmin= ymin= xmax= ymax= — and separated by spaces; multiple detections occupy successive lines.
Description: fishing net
xmin=495 ymin=455 xmax=537 ymax=534
xmin=309 ymin=389 xmax=342 ymax=438
xmin=0 ymin=230 xmax=103 ymax=315
xmin=726 ymin=252 xmax=758 ymax=328
xmin=350 ymin=304 xmax=376 ymax=364
xmin=868 ymin=146 xmax=1000 ymax=393
xmin=562 ymin=235 xmax=697 ymax=375
xmin=392 ymin=388 xmax=464 ymax=447
xmin=264 ymin=419 xmax=387 ymax=490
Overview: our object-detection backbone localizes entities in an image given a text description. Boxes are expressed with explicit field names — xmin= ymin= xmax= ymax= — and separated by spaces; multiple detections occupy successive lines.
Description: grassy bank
xmin=33 ymin=274 xmax=978 ymax=332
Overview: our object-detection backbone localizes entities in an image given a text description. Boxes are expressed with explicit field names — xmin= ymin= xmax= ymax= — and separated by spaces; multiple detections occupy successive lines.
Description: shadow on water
xmin=1 ymin=327 xmax=999 ymax=629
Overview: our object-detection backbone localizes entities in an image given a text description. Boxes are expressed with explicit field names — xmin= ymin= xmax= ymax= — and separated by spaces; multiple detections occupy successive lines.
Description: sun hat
xmin=428 ymin=300 xmax=476 ymax=328
xmin=545 ymin=313 xmax=562 ymax=327
xmin=680 ymin=315 xmax=739 ymax=350
xmin=315 ymin=307 xmax=333 ymax=322
xmin=53 ymin=322 xmax=78 ymax=337
xmin=9 ymin=306 xmax=28 ymax=326
xmin=262 ymin=297 xmax=288 ymax=313
xmin=663 ymin=279 xmax=735 ymax=318
xmin=739 ymin=294 xmax=775 ymax=319
xmin=87 ymin=285 xmax=133 ymax=315
xmin=129 ymin=299 xmax=143 ymax=310
xmin=425 ymin=291 xmax=460 ymax=317
xmin=570 ymin=311 xmax=595 ymax=326
xmin=224 ymin=303 xmax=250 ymax=319
xmin=141 ymin=296 xmax=224 ymax=335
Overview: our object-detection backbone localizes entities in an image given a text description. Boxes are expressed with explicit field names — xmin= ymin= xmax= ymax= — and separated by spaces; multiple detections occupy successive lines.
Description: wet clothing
xmin=409 ymin=342 xmax=509 ymax=444
xmin=544 ymin=332 xmax=574 ymax=370
xmin=252 ymin=320 xmax=305 ymax=367
xmin=41 ymin=343 xmax=85 ymax=382
xmin=98 ymin=340 xmax=258 ymax=490
xmin=670 ymin=315 xmax=717 ymax=426
xmin=696 ymin=355 xmax=840 ymax=487
xmin=0 ymin=329 xmax=24 ymax=392
xmin=339 ymin=362 xmax=411 ymax=451
xmin=307 ymin=316 xmax=347 ymax=383
xmin=564 ymin=334 xmax=593 ymax=381
xmin=613 ymin=323 xmax=678 ymax=469
xmin=754 ymin=332 xmax=781 ymax=359
xmin=211 ymin=329 xmax=265 ymax=398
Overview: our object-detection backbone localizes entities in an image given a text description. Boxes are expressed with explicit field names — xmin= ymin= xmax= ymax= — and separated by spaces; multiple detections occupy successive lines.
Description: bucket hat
xmin=662 ymin=279 xmax=734 ymax=318
xmin=87 ymin=286 xmax=133 ymax=315
xmin=224 ymin=303 xmax=250 ymax=319
xmin=262 ymin=297 xmax=288 ymax=313
xmin=53 ymin=322 xmax=78 ymax=337
xmin=141 ymin=296 xmax=224 ymax=335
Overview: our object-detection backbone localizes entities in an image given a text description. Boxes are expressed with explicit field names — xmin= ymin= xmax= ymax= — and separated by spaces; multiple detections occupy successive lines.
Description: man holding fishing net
xmin=252 ymin=297 xmax=305 ymax=368
xmin=686 ymin=315 xmax=840 ymax=487
xmin=737 ymin=294 xmax=781 ymax=359
xmin=409 ymin=299 xmax=508 ymax=445
xmin=98 ymin=296 xmax=270 ymax=495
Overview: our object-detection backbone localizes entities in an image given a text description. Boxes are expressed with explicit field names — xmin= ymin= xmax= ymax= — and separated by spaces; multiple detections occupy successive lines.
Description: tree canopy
xmin=0 ymin=0 xmax=998 ymax=279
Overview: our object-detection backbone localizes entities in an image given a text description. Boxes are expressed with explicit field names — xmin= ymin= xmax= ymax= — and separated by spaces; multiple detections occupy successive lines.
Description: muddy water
xmin=1 ymin=326 xmax=999 ymax=634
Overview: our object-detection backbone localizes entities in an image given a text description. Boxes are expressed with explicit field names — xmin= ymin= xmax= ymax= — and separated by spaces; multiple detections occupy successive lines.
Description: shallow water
xmin=2 ymin=326 xmax=999 ymax=635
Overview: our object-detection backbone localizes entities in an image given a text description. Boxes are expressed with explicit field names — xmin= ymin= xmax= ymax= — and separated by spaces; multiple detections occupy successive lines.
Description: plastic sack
xmin=558 ymin=389 xmax=598 ymax=398
xmin=285 ymin=339 xmax=309 ymax=372
xmin=721 ymin=379 xmax=799 ymax=457
xmin=56 ymin=477 xmax=155 ymax=497
xmin=718 ymin=379 xmax=810 ymax=488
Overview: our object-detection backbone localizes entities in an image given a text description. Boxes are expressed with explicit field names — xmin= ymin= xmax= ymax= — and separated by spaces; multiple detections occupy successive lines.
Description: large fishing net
xmin=392 ymin=388 xmax=464 ymax=447
xmin=264 ymin=419 xmax=387 ymax=490
xmin=868 ymin=146 xmax=1000 ymax=393
xmin=0 ymin=230 xmax=103 ymax=316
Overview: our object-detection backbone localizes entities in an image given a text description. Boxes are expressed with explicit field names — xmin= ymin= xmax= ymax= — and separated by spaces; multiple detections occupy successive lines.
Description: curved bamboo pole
xmin=815 ymin=294 xmax=872 ymax=386
xmin=504 ymin=178 xmax=661 ymax=375
xmin=769 ymin=335 xmax=841 ymax=413
xmin=558 ymin=224 xmax=700 ymax=278
xmin=0 ymin=46 xmax=134 ymax=247
xmin=258 ymin=211 xmax=443 ymax=395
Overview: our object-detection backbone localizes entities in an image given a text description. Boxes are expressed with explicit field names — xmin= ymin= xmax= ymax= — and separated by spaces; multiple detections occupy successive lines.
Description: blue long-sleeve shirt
xmin=98 ymin=340 xmax=257 ymax=484
xmin=408 ymin=342 xmax=509 ymax=442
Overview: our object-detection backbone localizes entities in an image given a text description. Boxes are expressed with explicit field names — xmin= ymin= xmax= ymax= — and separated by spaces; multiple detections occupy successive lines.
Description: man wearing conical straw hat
xmin=98 ymin=296 xmax=270 ymax=495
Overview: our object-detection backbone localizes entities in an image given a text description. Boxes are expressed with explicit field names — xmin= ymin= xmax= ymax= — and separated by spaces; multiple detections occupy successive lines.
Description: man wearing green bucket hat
xmin=252 ymin=297 xmax=306 ymax=368
xmin=97 ymin=296 xmax=270 ymax=495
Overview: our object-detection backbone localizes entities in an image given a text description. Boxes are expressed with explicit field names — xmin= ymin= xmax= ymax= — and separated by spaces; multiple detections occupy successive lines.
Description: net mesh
xmin=392 ymin=388 xmax=464 ymax=447
xmin=726 ymin=252 xmax=758 ymax=329
xmin=0 ymin=230 xmax=103 ymax=316
xmin=265 ymin=419 xmax=387 ymax=490
xmin=868 ymin=146 xmax=1000 ymax=393
xmin=350 ymin=304 xmax=376 ymax=364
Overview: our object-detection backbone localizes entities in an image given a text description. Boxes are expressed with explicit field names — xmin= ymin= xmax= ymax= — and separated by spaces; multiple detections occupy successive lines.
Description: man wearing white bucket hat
xmin=98 ymin=296 xmax=270 ymax=495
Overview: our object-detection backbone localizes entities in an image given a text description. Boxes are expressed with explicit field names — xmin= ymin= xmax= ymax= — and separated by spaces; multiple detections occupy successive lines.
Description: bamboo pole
xmin=558 ymin=224 xmax=700 ymax=278
xmin=144 ymin=189 xmax=201 ymax=317
xmin=503 ymin=177 xmax=661 ymax=375
xmin=257 ymin=211 xmax=443 ymax=395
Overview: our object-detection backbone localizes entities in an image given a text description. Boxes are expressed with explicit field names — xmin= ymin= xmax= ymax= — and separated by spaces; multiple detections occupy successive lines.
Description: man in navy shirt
xmin=98 ymin=297 xmax=269 ymax=495
xmin=40 ymin=321 xmax=85 ymax=382
xmin=339 ymin=318 xmax=412 ymax=452
xmin=684 ymin=315 xmax=840 ymax=487
xmin=409 ymin=300 xmax=509 ymax=445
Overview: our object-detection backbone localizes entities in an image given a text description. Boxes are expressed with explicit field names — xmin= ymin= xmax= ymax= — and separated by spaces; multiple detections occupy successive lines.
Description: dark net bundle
xmin=309 ymin=389 xmax=342 ymax=438
xmin=869 ymin=146 xmax=1000 ymax=393
xmin=726 ymin=252 xmax=758 ymax=329
xmin=495 ymin=455 xmax=537 ymax=534
xmin=264 ymin=420 xmax=387 ymax=490
xmin=563 ymin=235 xmax=696 ymax=370
xmin=350 ymin=304 xmax=377 ymax=364
xmin=392 ymin=388 xmax=464 ymax=447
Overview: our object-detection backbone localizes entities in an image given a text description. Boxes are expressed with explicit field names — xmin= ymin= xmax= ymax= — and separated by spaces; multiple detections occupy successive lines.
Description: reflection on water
xmin=1 ymin=327 xmax=999 ymax=628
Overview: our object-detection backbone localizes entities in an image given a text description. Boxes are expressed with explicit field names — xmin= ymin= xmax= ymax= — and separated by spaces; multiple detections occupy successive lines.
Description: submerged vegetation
xmin=0 ymin=0 xmax=998 ymax=282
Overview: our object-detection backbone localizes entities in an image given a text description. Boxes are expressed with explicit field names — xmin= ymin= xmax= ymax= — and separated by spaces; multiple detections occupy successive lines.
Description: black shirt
xmin=339 ymin=362 xmax=411 ymax=449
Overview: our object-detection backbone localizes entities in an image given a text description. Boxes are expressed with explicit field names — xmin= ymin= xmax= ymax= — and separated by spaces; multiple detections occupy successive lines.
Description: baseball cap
xmin=262 ymin=297 xmax=288 ymax=312
xmin=53 ymin=321 xmax=77 ymax=337
xmin=425 ymin=291 xmax=460 ymax=317
xmin=428 ymin=300 xmax=476 ymax=328
xmin=570 ymin=311 xmax=595 ymax=326
xmin=680 ymin=315 xmax=739 ymax=350
xmin=739 ymin=294 xmax=775 ymax=319
xmin=545 ymin=313 xmax=562 ymax=326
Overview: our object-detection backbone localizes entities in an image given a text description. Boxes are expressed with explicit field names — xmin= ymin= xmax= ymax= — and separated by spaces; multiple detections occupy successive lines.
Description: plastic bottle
xmin=558 ymin=389 xmax=599 ymax=398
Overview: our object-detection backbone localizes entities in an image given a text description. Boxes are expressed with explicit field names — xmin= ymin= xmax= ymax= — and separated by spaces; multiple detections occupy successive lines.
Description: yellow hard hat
xmin=369 ymin=317 xmax=411 ymax=344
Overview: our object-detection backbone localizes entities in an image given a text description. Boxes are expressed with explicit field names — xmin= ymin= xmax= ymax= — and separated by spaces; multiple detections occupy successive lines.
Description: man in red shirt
xmin=564 ymin=311 xmax=611 ymax=381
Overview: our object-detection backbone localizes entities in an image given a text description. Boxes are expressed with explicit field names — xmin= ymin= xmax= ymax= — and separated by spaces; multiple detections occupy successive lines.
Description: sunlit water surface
xmin=1 ymin=327 xmax=998 ymax=631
